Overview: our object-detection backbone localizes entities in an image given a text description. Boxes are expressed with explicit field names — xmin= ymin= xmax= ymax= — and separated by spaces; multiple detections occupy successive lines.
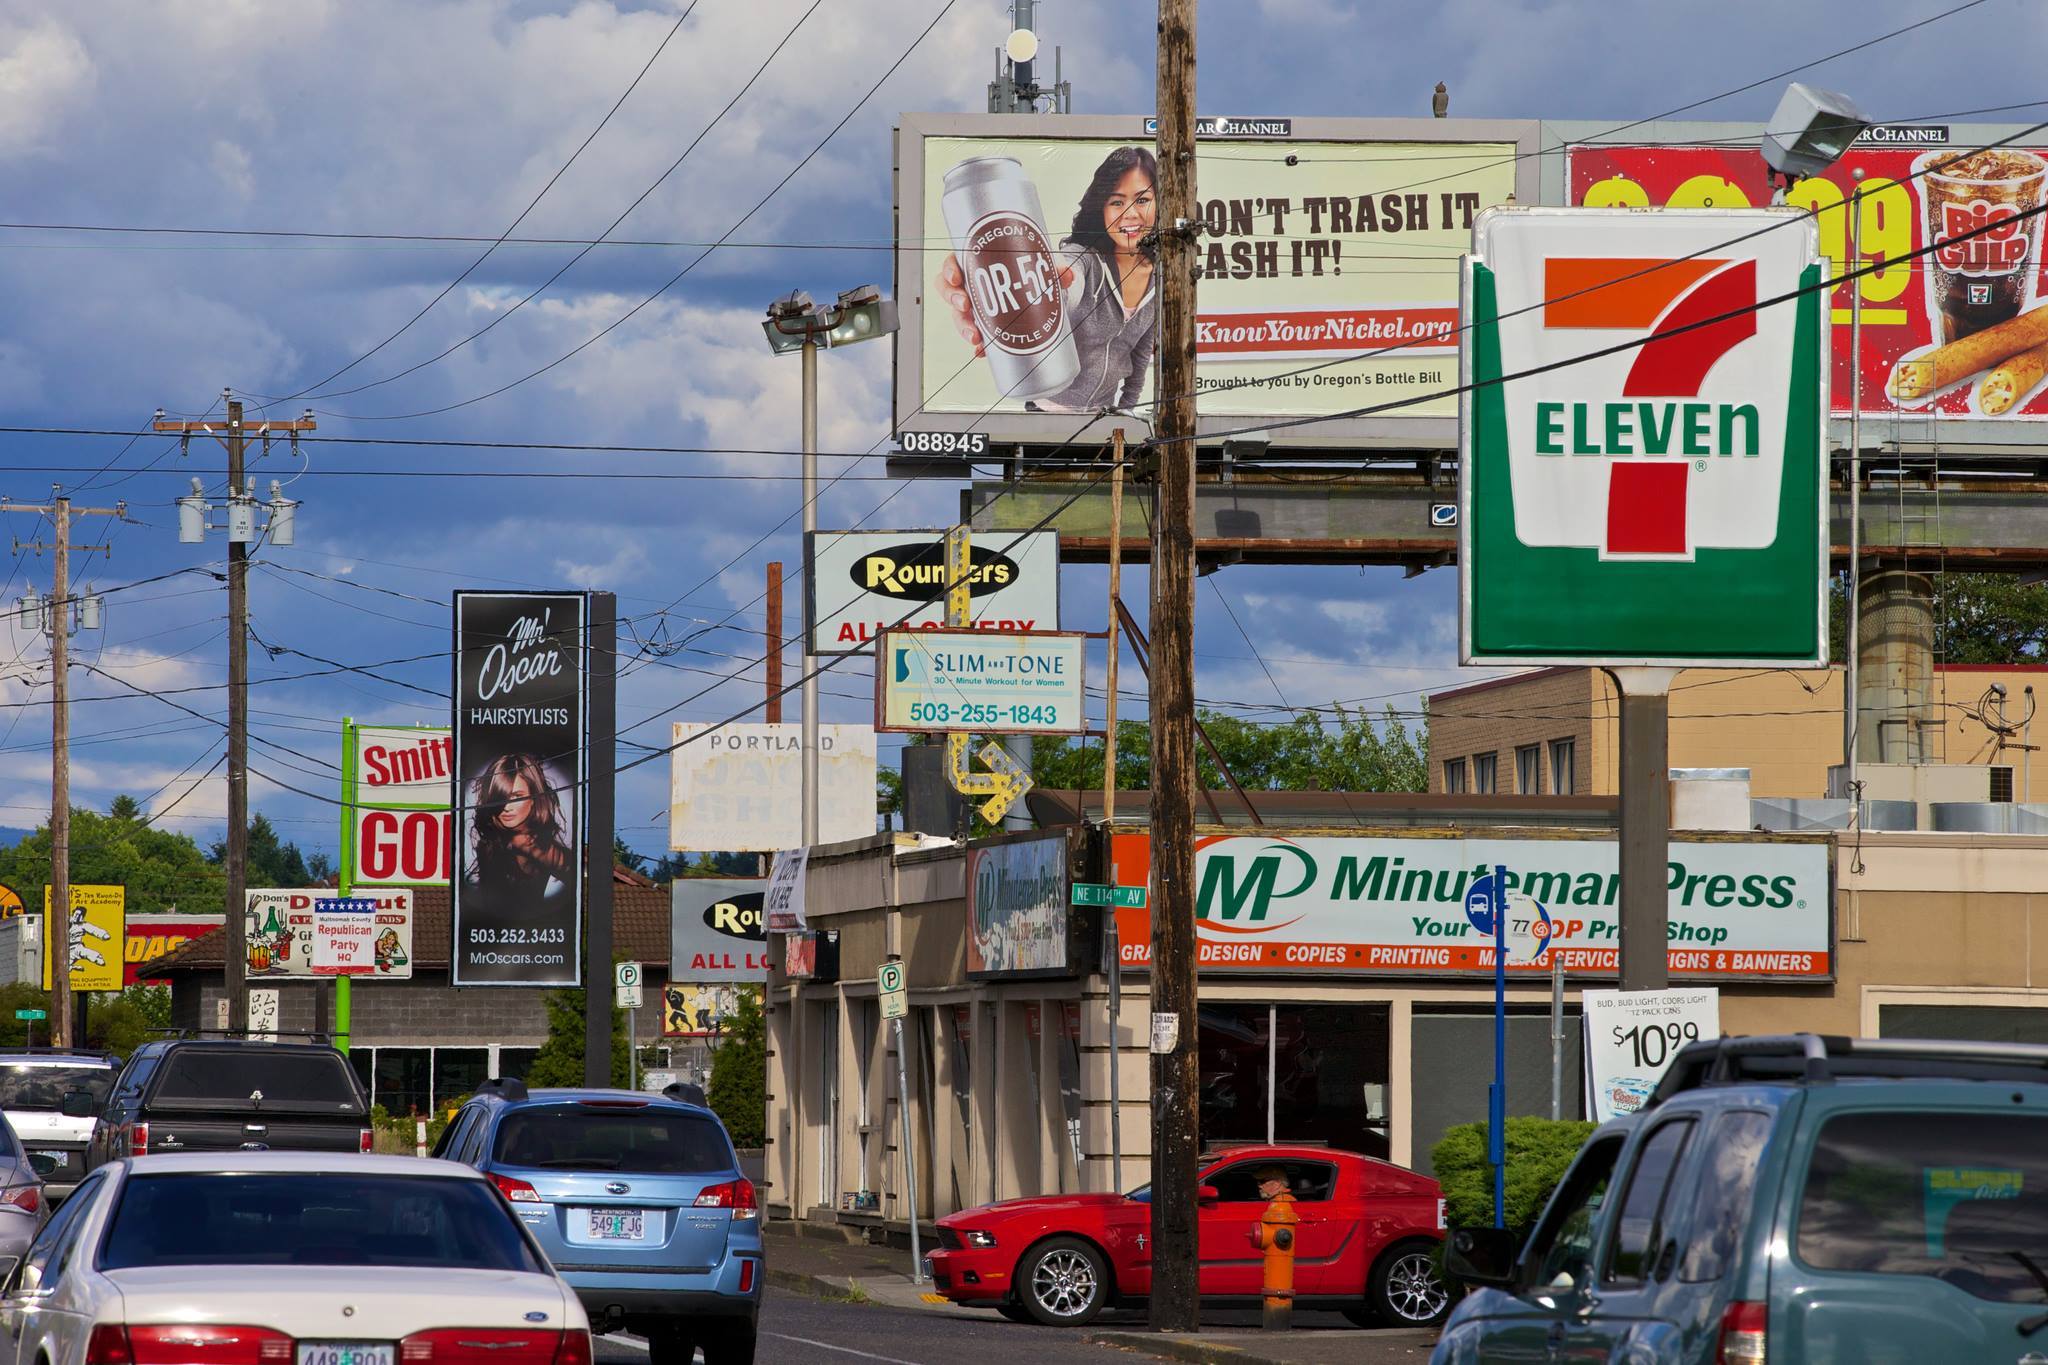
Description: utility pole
xmin=4 ymin=490 xmax=119 ymax=1048
xmin=1148 ymin=0 xmax=1200 ymax=1333
xmin=583 ymin=592 xmax=618 ymax=1088
xmin=158 ymin=397 xmax=312 ymax=1032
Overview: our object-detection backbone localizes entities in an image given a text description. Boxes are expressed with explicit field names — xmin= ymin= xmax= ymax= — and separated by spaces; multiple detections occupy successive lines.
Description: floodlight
xmin=1762 ymin=83 xmax=1870 ymax=183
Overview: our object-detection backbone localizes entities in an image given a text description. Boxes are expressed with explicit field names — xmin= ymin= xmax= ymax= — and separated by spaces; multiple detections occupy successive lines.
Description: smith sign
xmin=1460 ymin=208 xmax=1828 ymax=666
xmin=1111 ymin=832 xmax=1830 ymax=981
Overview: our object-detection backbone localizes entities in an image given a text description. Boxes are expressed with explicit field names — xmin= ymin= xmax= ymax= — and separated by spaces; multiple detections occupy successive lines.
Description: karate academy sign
xmin=452 ymin=591 xmax=586 ymax=986
xmin=1460 ymin=208 xmax=1828 ymax=665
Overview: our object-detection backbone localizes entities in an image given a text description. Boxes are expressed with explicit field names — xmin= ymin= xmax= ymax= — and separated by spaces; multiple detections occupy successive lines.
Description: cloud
xmin=0 ymin=17 xmax=94 ymax=159
xmin=557 ymin=539 xmax=650 ymax=588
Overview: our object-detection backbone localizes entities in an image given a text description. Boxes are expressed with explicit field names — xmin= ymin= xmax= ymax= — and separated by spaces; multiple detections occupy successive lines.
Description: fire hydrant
xmin=1251 ymin=1189 xmax=1298 ymax=1331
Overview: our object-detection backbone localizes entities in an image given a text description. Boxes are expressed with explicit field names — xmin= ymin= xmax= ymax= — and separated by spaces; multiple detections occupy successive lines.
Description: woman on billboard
xmin=465 ymin=752 xmax=573 ymax=910
xmin=936 ymin=145 xmax=1159 ymax=411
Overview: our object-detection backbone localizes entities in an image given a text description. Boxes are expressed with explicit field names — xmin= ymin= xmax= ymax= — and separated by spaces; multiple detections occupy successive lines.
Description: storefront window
xmin=947 ymin=1006 xmax=973 ymax=1212
xmin=1199 ymin=1005 xmax=1272 ymax=1145
xmin=432 ymin=1049 xmax=489 ymax=1109
xmin=1057 ymin=1002 xmax=1083 ymax=1192
xmin=372 ymin=1048 xmax=429 ymax=1116
xmin=1198 ymin=1004 xmax=1391 ymax=1157
xmin=498 ymin=1047 xmax=539 ymax=1082
xmin=916 ymin=1008 xmax=939 ymax=1213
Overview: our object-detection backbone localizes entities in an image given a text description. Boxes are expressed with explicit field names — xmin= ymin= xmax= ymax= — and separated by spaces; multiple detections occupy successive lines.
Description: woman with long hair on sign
xmin=466 ymin=752 xmax=573 ymax=907
xmin=936 ymin=145 xmax=1160 ymax=412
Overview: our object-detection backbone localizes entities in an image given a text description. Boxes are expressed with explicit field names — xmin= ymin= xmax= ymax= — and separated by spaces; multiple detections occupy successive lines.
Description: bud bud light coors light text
xmin=942 ymin=156 xmax=1081 ymax=400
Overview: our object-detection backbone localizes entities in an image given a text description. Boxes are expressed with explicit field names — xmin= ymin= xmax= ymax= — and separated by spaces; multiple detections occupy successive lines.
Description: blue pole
xmin=1491 ymin=863 xmax=1508 ymax=1230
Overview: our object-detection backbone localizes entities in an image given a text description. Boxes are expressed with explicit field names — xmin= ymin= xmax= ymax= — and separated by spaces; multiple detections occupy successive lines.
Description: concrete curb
xmin=1083 ymin=1332 xmax=1280 ymax=1365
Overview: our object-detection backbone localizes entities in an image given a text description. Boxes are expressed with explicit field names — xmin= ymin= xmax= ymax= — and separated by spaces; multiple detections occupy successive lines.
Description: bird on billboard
xmin=1432 ymin=82 xmax=1449 ymax=117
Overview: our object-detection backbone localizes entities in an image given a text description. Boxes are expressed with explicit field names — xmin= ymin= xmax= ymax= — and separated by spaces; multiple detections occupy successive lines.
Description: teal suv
xmin=434 ymin=1078 xmax=760 ymax=1365
xmin=1437 ymin=1034 xmax=2048 ymax=1364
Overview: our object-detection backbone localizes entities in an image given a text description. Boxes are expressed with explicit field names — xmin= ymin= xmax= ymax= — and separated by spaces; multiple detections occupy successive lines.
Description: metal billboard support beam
xmin=1609 ymin=667 xmax=1677 ymax=992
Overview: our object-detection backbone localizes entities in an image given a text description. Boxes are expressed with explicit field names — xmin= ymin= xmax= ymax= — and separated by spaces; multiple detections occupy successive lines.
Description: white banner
xmin=1582 ymin=988 xmax=1721 ymax=1120
xmin=808 ymin=530 xmax=1060 ymax=655
xmin=765 ymin=849 xmax=809 ymax=934
xmin=668 ymin=723 xmax=876 ymax=853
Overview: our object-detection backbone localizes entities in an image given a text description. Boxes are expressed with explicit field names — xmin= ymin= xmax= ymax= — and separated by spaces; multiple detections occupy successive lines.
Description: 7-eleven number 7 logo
xmin=1541 ymin=257 xmax=1758 ymax=558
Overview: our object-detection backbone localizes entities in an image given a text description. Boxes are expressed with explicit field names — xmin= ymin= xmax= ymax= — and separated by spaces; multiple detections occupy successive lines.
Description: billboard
xmin=1567 ymin=130 xmax=2048 ymax=427
xmin=966 ymin=833 xmax=1073 ymax=978
xmin=1110 ymin=831 xmax=1831 ymax=981
xmin=896 ymin=114 xmax=1540 ymax=452
xmin=876 ymin=629 xmax=1086 ymax=734
xmin=1461 ymin=208 xmax=1828 ymax=666
xmin=668 ymin=723 xmax=876 ymax=852
xmin=125 ymin=914 xmax=220 ymax=986
xmin=244 ymin=889 xmax=414 ymax=980
xmin=669 ymin=879 xmax=770 ymax=982
xmin=453 ymin=591 xmax=586 ymax=987
xmin=341 ymin=720 xmax=452 ymax=891
xmin=41 ymin=885 xmax=125 ymax=992
xmin=806 ymin=529 xmax=1059 ymax=654
xmin=662 ymin=982 xmax=749 ymax=1038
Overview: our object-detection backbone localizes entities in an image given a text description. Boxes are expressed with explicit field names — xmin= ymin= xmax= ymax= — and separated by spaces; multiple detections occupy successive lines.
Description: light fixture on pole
xmin=761 ymin=285 xmax=899 ymax=865
xmin=1761 ymin=82 xmax=1870 ymax=196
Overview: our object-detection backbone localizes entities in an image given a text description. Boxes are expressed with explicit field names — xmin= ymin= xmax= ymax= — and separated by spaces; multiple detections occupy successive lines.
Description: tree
xmin=0 ymin=799 xmax=224 ymax=914
xmin=524 ymin=984 xmax=630 ymax=1089
xmin=88 ymin=986 xmax=172 ymax=1057
xmin=211 ymin=814 xmax=313 ymax=888
xmin=707 ymin=987 xmax=766 ymax=1148
xmin=1029 ymin=705 xmax=1430 ymax=795
xmin=1830 ymin=572 xmax=2048 ymax=665
xmin=613 ymin=837 xmax=646 ymax=873
xmin=1432 ymin=1116 xmax=1599 ymax=1236
xmin=648 ymin=851 xmax=758 ymax=882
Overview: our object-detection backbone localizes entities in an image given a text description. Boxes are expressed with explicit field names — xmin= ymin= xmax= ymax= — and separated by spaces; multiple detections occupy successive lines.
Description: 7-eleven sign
xmin=1461 ymin=208 xmax=1828 ymax=667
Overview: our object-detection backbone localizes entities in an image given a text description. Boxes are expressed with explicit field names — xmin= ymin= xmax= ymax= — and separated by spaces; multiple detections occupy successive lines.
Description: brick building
xmin=1427 ymin=664 xmax=2048 ymax=800
xmin=152 ymin=876 xmax=678 ymax=1115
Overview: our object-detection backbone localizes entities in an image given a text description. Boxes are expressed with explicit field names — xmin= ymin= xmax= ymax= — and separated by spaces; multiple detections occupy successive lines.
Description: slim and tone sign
xmin=453 ymin=591 xmax=586 ymax=986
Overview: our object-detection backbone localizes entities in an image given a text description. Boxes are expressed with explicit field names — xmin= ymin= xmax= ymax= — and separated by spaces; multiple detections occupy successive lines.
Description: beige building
xmin=762 ymin=814 xmax=2048 ymax=1238
xmin=1427 ymin=664 xmax=2048 ymax=801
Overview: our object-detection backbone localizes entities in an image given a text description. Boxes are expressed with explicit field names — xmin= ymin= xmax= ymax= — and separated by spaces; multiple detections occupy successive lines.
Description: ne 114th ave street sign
xmin=875 ymin=629 xmax=1086 ymax=734
xmin=1460 ymin=208 xmax=1828 ymax=667
xmin=1071 ymin=883 xmax=1146 ymax=908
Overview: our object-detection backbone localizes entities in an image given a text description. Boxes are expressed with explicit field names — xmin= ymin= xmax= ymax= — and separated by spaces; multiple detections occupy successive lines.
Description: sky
xmin=0 ymin=0 xmax=2041 ymax=865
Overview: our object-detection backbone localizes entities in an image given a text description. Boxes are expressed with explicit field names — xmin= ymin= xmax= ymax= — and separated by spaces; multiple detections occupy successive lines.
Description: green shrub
xmin=708 ymin=987 xmax=765 ymax=1148
xmin=525 ymin=985 xmax=630 ymax=1089
xmin=1431 ymin=1116 xmax=1598 ymax=1234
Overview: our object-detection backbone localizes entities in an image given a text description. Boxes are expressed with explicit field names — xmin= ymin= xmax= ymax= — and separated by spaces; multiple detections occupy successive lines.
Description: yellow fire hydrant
xmin=1250 ymin=1184 xmax=1298 ymax=1332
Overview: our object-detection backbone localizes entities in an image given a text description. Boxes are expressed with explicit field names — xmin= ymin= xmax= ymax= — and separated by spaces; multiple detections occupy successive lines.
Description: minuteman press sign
xmin=1460 ymin=208 xmax=1828 ymax=665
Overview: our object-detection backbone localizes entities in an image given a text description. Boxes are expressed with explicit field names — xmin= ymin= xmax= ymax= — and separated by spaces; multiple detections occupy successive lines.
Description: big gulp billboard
xmin=1460 ymin=208 xmax=1829 ymax=666
xmin=341 ymin=720 xmax=452 ymax=890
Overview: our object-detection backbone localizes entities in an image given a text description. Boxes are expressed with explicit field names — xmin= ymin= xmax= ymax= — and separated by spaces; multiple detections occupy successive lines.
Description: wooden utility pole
xmin=1148 ymin=0 xmax=1201 ymax=1333
xmin=765 ymin=562 xmax=784 ymax=723
xmin=1103 ymin=432 xmax=1125 ymax=825
xmin=156 ymin=400 xmax=315 ymax=1031
xmin=2 ymin=490 xmax=123 ymax=1047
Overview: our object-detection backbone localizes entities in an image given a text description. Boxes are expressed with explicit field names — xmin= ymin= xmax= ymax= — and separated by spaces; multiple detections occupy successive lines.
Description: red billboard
xmin=1569 ymin=142 xmax=2048 ymax=421
xmin=126 ymin=914 xmax=220 ymax=986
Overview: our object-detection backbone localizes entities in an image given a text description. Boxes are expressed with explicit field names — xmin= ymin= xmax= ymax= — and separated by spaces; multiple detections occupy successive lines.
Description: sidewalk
xmin=762 ymin=1224 xmax=1445 ymax=1364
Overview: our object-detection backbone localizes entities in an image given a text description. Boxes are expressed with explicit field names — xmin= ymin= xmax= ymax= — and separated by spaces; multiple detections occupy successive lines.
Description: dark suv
xmin=83 ymin=1036 xmax=371 ymax=1171
xmin=1437 ymin=1034 xmax=2048 ymax=1365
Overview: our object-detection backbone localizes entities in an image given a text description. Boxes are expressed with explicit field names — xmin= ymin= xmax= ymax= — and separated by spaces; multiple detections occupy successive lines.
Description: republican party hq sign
xmin=1460 ymin=208 xmax=1829 ymax=666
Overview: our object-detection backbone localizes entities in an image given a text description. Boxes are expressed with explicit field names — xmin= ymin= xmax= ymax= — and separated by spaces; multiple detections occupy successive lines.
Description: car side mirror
xmin=60 ymin=1091 xmax=95 ymax=1119
xmin=1197 ymin=1184 xmax=1220 ymax=1206
xmin=1444 ymin=1226 xmax=1520 ymax=1288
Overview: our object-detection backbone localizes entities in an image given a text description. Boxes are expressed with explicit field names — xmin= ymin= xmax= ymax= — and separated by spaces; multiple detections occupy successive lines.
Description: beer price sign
xmin=1570 ymin=141 xmax=2048 ymax=422
xmin=341 ymin=720 xmax=452 ymax=891
xmin=1460 ymin=208 xmax=1829 ymax=666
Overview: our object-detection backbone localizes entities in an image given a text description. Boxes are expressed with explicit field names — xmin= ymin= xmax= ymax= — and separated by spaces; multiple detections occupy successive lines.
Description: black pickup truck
xmin=80 ymin=1037 xmax=372 ymax=1171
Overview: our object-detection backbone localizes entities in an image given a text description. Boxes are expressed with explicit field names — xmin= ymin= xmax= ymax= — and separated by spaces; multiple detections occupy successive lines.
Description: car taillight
xmin=399 ymin=1331 xmax=577 ymax=1365
xmin=86 ymin=1325 xmax=134 ymax=1365
xmin=738 ymin=1258 xmax=756 ymax=1293
xmin=130 ymin=1122 xmax=148 ymax=1157
xmin=695 ymin=1177 xmax=758 ymax=1219
xmin=1718 ymin=1300 xmax=1768 ymax=1365
xmin=491 ymin=1172 xmax=542 ymax=1203
xmin=359 ymin=1127 xmax=374 ymax=1153
xmin=2 ymin=1184 xmax=39 ymax=1214
xmin=125 ymin=1325 xmax=293 ymax=1365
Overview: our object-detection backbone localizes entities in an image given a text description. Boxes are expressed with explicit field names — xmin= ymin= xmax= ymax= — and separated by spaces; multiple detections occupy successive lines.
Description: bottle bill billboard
xmin=452 ymin=591 xmax=586 ymax=987
xmin=1460 ymin=208 xmax=1828 ymax=666
xmin=340 ymin=720 xmax=452 ymax=891
xmin=1569 ymin=138 xmax=2048 ymax=423
xmin=897 ymin=115 xmax=1536 ymax=451
xmin=1109 ymin=832 xmax=1831 ymax=982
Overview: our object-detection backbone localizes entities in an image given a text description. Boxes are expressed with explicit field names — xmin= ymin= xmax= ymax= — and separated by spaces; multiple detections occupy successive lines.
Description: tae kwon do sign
xmin=341 ymin=720 xmax=452 ymax=890
xmin=1460 ymin=208 xmax=1828 ymax=666
xmin=1110 ymin=831 xmax=1831 ymax=982
xmin=807 ymin=530 xmax=1059 ymax=654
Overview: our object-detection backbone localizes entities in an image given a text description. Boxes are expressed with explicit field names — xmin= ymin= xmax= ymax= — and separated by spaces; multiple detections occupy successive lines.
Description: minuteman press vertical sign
xmin=1460 ymin=208 xmax=1828 ymax=665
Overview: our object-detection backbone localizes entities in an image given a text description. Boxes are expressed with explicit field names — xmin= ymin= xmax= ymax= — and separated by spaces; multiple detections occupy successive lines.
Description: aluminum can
xmin=941 ymin=156 xmax=1081 ymax=400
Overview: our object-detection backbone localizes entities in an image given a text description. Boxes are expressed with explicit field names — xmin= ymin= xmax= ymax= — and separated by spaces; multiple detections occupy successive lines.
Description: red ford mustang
xmin=927 ymin=1144 xmax=1449 ymax=1327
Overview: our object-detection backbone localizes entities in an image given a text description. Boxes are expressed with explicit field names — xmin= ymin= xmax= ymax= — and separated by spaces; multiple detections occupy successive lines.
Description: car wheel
xmin=1018 ymin=1236 xmax=1109 ymax=1327
xmin=644 ymin=1324 xmax=699 ymax=1365
xmin=996 ymin=1302 xmax=1036 ymax=1325
xmin=1368 ymin=1241 xmax=1452 ymax=1326
xmin=700 ymin=1319 xmax=756 ymax=1365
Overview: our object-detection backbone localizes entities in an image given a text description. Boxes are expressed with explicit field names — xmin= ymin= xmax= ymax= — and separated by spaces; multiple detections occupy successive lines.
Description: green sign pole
xmin=337 ymin=716 xmax=355 ymax=1056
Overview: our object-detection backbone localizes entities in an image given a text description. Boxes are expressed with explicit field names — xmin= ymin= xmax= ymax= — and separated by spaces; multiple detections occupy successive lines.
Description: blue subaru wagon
xmin=435 ymin=1079 xmax=761 ymax=1365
